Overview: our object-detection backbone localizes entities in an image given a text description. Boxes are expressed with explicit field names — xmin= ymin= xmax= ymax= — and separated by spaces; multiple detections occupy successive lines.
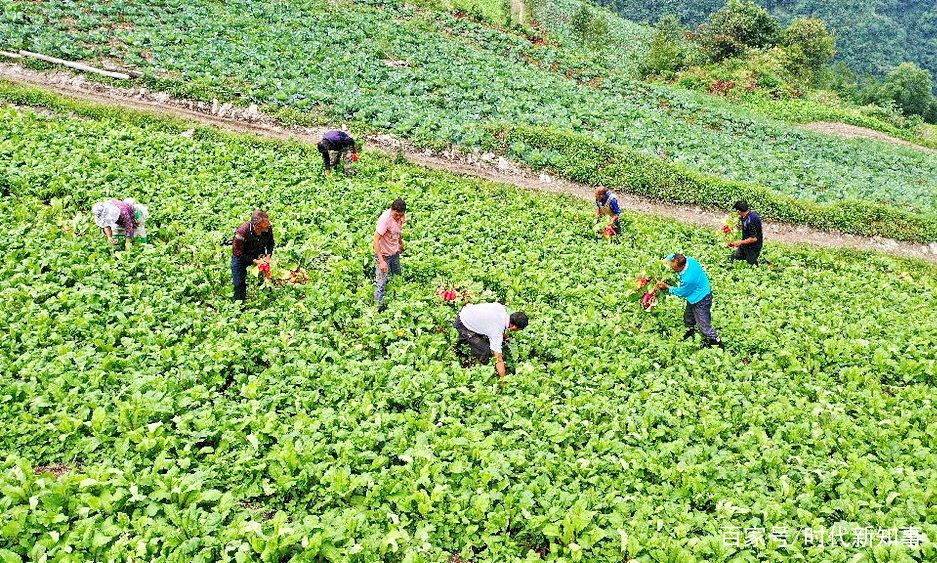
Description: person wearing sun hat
xmin=91 ymin=198 xmax=149 ymax=245
xmin=657 ymin=253 xmax=723 ymax=348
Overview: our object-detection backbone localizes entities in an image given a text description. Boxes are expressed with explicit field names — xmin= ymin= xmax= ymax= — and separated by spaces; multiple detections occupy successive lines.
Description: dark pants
xmin=231 ymin=256 xmax=250 ymax=301
xmin=684 ymin=293 xmax=719 ymax=342
xmin=731 ymin=245 xmax=761 ymax=265
xmin=454 ymin=317 xmax=493 ymax=364
xmin=317 ymin=140 xmax=352 ymax=171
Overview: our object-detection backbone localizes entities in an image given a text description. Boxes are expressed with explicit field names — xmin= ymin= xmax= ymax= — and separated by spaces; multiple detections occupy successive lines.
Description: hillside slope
xmin=2 ymin=0 xmax=936 ymax=242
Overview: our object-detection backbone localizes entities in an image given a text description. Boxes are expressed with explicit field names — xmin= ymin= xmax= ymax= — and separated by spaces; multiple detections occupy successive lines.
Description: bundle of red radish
xmin=640 ymin=289 xmax=658 ymax=311
xmin=436 ymin=287 xmax=470 ymax=302
xmin=629 ymin=273 xmax=669 ymax=312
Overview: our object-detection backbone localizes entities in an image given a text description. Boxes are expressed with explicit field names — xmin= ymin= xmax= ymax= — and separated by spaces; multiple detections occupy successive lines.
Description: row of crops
xmin=1 ymin=88 xmax=935 ymax=561
xmin=3 ymin=0 xmax=937 ymax=223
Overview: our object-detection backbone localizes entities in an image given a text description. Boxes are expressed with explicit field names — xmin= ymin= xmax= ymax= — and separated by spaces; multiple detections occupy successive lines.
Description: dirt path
xmin=2 ymin=62 xmax=936 ymax=264
xmin=802 ymin=122 xmax=937 ymax=155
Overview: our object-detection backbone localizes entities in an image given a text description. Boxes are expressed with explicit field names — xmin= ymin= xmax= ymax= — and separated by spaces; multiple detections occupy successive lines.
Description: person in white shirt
xmin=454 ymin=302 xmax=528 ymax=378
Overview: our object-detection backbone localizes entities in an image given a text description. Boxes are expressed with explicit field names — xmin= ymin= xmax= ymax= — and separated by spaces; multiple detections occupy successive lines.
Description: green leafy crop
xmin=1 ymin=90 xmax=935 ymax=562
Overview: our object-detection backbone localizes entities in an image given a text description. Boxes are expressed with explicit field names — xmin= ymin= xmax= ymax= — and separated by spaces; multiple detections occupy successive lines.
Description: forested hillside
xmin=598 ymin=0 xmax=937 ymax=88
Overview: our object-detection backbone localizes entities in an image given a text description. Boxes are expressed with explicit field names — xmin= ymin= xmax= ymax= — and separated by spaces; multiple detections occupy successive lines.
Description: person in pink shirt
xmin=372 ymin=199 xmax=407 ymax=311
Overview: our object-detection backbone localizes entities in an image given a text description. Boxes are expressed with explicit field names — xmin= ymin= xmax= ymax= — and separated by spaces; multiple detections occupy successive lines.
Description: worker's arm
xmin=103 ymin=226 xmax=116 ymax=245
xmin=660 ymin=279 xmax=693 ymax=298
xmin=494 ymin=352 xmax=507 ymax=378
xmin=372 ymin=232 xmax=388 ymax=272
xmin=729 ymin=236 xmax=758 ymax=247
xmin=607 ymin=198 xmax=622 ymax=227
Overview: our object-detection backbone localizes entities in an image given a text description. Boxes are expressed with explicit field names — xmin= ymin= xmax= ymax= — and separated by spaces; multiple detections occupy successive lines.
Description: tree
xmin=571 ymin=4 xmax=610 ymax=46
xmin=881 ymin=62 xmax=935 ymax=118
xmin=783 ymin=18 xmax=836 ymax=80
xmin=697 ymin=0 xmax=781 ymax=61
xmin=641 ymin=15 xmax=692 ymax=78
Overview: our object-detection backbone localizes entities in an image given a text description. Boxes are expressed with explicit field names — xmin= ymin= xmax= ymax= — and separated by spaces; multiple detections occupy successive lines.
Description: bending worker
xmin=657 ymin=253 xmax=723 ymax=349
xmin=92 ymin=198 xmax=149 ymax=245
xmin=318 ymin=130 xmax=358 ymax=174
xmin=231 ymin=210 xmax=275 ymax=302
xmin=595 ymin=187 xmax=622 ymax=236
xmin=454 ymin=302 xmax=528 ymax=378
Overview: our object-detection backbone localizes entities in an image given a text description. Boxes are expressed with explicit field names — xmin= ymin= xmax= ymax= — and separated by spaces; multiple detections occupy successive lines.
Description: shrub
xmin=570 ymin=4 xmax=610 ymax=46
xmin=697 ymin=0 xmax=781 ymax=62
xmin=782 ymin=17 xmax=836 ymax=81
xmin=640 ymin=15 xmax=693 ymax=78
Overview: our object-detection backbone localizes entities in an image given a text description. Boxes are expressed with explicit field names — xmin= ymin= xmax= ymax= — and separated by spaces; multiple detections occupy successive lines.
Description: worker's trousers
xmin=231 ymin=256 xmax=250 ymax=301
xmin=684 ymin=293 xmax=720 ymax=342
xmin=374 ymin=253 xmax=402 ymax=304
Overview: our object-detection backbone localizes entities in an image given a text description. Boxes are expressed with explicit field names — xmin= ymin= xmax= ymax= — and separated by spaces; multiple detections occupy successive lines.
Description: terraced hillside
xmin=3 ymin=0 xmax=937 ymax=242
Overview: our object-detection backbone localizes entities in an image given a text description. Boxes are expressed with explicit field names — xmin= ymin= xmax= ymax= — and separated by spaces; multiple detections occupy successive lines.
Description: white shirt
xmin=459 ymin=302 xmax=510 ymax=354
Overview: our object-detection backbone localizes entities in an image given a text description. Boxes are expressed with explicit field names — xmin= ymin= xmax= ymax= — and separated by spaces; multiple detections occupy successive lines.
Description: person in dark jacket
xmin=231 ymin=210 xmax=275 ymax=301
xmin=317 ymin=130 xmax=358 ymax=174
xmin=727 ymin=200 xmax=763 ymax=265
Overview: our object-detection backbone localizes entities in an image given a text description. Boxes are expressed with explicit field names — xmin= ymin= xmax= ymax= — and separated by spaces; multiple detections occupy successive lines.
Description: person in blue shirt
xmin=727 ymin=200 xmax=763 ymax=265
xmin=657 ymin=253 xmax=723 ymax=348
xmin=595 ymin=187 xmax=622 ymax=236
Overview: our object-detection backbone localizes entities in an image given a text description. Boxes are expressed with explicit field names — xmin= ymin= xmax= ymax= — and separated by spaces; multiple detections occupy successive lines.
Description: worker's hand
xmin=656 ymin=281 xmax=669 ymax=290
xmin=727 ymin=241 xmax=738 ymax=248
xmin=107 ymin=236 xmax=118 ymax=245
xmin=379 ymin=259 xmax=389 ymax=273
xmin=495 ymin=357 xmax=507 ymax=379
xmin=399 ymin=241 xmax=405 ymax=253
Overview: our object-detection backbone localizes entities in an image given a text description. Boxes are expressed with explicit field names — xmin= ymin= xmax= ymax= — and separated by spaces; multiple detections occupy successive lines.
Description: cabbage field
xmin=1 ymin=87 xmax=936 ymax=562
xmin=4 ymin=0 xmax=937 ymax=221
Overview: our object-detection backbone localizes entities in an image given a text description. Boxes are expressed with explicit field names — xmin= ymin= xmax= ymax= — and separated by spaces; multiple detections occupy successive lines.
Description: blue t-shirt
xmin=666 ymin=255 xmax=712 ymax=305
xmin=596 ymin=192 xmax=621 ymax=216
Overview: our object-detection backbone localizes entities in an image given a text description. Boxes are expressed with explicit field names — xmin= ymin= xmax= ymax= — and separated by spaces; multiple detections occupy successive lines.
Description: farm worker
xmin=595 ymin=186 xmax=622 ymax=236
xmin=727 ymin=200 xmax=763 ymax=265
xmin=373 ymin=198 xmax=407 ymax=312
xmin=231 ymin=210 xmax=275 ymax=302
xmin=317 ymin=130 xmax=358 ymax=174
xmin=657 ymin=253 xmax=723 ymax=349
xmin=91 ymin=198 xmax=149 ymax=245
xmin=454 ymin=303 xmax=529 ymax=378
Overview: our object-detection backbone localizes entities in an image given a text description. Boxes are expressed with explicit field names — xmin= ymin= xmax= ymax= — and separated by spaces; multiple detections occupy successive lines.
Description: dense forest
xmin=597 ymin=0 xmax=937 ymax=88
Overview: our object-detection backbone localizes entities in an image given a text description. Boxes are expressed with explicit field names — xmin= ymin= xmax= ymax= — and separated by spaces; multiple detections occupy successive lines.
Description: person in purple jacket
xmin=317 ymin=130 xmax=358 ymax=174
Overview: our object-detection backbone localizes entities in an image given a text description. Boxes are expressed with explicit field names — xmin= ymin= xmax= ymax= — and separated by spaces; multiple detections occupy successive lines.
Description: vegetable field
xmin=1 ymin=90 xmax=936 ymax=561
xmin=4 ymin=0 xmax=937 ymax=223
